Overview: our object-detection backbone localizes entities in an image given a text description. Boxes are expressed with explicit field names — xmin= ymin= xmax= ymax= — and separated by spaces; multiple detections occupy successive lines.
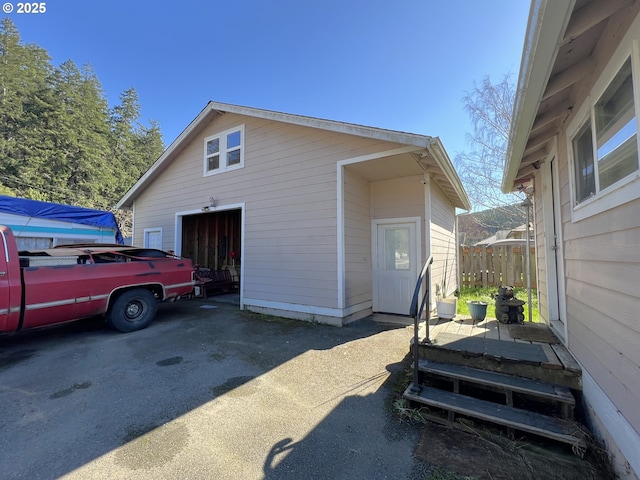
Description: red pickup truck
xmin=0 ymin=225 xmax=195 ymax=333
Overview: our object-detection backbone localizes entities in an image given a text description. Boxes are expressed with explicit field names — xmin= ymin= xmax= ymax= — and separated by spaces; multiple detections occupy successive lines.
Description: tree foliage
xmin=454 ymin=74 xmax=526 ymax=226
xmin=0 ymin=19 xmax=163 ymax=235
xmin=457 ymin=204 xmax=527 ymax=246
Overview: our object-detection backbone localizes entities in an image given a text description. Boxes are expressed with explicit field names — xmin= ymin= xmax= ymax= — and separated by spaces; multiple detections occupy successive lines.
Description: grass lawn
xmin=455 ymin=286 xmax=539 ymax=322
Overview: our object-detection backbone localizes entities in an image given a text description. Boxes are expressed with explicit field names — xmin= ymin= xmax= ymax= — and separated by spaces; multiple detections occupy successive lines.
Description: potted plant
xmin=436 ymin=255 xmax=457 ymax=320
xmin=466 ymin=300 xmax=489 ymax=321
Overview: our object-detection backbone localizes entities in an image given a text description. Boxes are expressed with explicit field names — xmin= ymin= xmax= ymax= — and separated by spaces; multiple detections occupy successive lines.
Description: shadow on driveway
xmin=0 ymin=298 xmax=427 ymax=479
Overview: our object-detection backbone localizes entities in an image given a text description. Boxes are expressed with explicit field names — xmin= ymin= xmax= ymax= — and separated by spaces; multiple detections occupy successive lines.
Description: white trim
xmin=426 ymin=140 xmax=472 ymax=211
xmin=337 ymin=164 xmax=345 ymax=310
xmin=203 ymin=124 xmax=245 ymax=176
xmin=131 ymin=203 xmax=135 ymax=246
xmin=424 ymin=175 xmax=431 ymax=257
xmin=336 ymin=146 xmax=429 ymax=312
xmin=542 ymin=150 xmax=569 ymax=343
xmin=244 ymin=298 xmax=371 ymax=319
xmin=208 ymin=102 xmax=435 ymax=147
xmin=582 ymin=370 xmax=640 ymax=478
xmin=338 ymin=146 xmax=424 ymax=166
xmin=566 ymin=33 xmax=640 ymax=223
xmin=245 ymin=298 xmax=343 ymax=317
xmin=503 ymin=0 xmax=576 ymax=192
xmin=552 ymin=159 xmax=568 ymax=344
xmin=424 ymin=176 xmax=433 ymax=308
xmin=174 ymin=202 xmax=246 ymax=309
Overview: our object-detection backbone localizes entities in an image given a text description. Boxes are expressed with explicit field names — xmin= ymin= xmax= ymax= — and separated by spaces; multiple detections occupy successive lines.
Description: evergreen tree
xmin=0 ymin=18 xmax=54 ymax=195
xmin=109 ymin=87 xmax=164 ymax=199
xmin=0 ymin=18 xmax=163 ymax=227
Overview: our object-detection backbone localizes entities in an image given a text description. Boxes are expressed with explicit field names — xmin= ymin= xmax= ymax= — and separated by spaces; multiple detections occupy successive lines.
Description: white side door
xmin=373 ymin=220 xmax=419 ymax=315
xmin=545 ymin=156 xmax=568 ymax=340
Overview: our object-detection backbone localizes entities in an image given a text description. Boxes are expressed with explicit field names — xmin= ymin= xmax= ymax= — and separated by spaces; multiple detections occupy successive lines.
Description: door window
xmin=384 ymin=228 xmax=410 ymax=270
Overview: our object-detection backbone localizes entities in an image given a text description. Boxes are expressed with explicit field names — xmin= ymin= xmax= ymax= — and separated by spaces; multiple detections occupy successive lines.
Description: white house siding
xmin=429 ymin=181 xmax=457 ymax=298
xmin=132 ymin=112 xmax=401 ymax=320
xmin=343 ymin=168 xmax=373 ymax=310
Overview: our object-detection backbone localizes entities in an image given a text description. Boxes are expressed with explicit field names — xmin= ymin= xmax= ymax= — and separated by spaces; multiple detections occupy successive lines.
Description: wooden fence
xmin=459 ymin=245 xmax=537 ymax=288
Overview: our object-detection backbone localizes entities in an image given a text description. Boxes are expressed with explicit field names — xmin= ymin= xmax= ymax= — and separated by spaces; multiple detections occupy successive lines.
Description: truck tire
xmin=106 ymin=288 xmax=158 ymax=333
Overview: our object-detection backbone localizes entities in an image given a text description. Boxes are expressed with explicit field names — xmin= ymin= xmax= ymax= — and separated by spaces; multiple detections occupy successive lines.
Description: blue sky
xmin=5 ymin=0 xmax=530 ymax=159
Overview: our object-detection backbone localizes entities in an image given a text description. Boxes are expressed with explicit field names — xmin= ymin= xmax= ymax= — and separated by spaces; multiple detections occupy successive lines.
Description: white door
xmin=373 ymin=221 xmax=418 ymax=315
xmin=542 ymin=156 xmax=567 ymax=340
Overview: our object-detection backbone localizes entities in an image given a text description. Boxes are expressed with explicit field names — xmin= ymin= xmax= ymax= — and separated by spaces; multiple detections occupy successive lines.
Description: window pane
xmin=227 ymin=149 xmax=241 ymax=166
xmin=594 ymin=58 xmax=639 ymax=190
xmin=208 ymin=154 xmax=219 ymax=171
xmin=227 ymin=131 xmax=241 ymax=149
xmin=384 ymin=228 xmax=410 ymax=270
xmin=207 ymin=138 xmax=219 ymax=155
xmin=598 ymin=121 xmax=638 ymax=190
xmin=572 ymin=123 xmax=595 ymax=203
xmin=145 ymin=231 xmax=162 ymax=250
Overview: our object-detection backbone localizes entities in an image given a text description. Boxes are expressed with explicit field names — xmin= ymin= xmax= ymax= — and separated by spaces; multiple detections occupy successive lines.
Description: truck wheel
xmin=107 ymin=289 xmax=158 ymax=333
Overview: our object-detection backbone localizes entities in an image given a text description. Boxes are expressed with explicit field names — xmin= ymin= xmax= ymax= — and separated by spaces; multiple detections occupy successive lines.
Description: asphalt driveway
xmin=0 ymin=297 xmax=429 ymax=479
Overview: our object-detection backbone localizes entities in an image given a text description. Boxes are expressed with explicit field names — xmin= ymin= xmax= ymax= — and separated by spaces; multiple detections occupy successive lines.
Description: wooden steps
xmin=417 ymin=359 xmax=575 ymax=417
xmin=406 ymin=319 xmax=586 ymax=451
xmin=418 ymin=332 xmax=582 ymax=389
xmin=404 ymin=383 xmax=586 ymax=451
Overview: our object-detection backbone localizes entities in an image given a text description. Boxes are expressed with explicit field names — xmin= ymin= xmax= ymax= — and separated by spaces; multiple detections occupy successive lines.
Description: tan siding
xmin=372 ymin=176 xmax=425 ymax=220
xmin=372 ymin=176 xmax=426 ymax=255
xmin=343 ymin=169 xmax=373 ymax=307
xmin=430 ymin=181 xmax=457 ymax=298
xmin=547 ymin=41 xmax=640 ymax=433
xmin=566 ymin=298 xmax=640 ymax=430
xmin=133 ymin=112 xmax=402 ymax=311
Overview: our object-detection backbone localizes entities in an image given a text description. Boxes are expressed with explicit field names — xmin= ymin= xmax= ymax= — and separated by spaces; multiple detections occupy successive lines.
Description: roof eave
xmin=116 ymin=102 xmax=436 ymax=209
xmin=427 ymin=138 xmax=472 ymax=211
xmin=207 ymin=101 xmax=434 ymax=148
xmin=116 ymin=103 xmax=220 ymax=209
xmin=502 ymin=0 xmax=576 ymax=193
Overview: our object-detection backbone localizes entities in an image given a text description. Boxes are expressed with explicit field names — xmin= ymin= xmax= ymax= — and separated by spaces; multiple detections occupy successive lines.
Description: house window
xmin=594 ymin=58 xmax=638 ymax=190
xmin=569 ymin=52 xmax=640 ymax=220
xmin=572 ymin=122 xmax=595 ymax=203
xmin=204 ymin=125 xmax=245 ymax=175
xmin=144 ymin=228 xmax=162 ymax=250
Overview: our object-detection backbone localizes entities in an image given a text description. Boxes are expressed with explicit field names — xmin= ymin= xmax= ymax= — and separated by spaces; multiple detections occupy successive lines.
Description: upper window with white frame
xmin=204 ymin=125 xmax=245 ymax=176
xmin=569 ymin=50 xmax=640 ymax=220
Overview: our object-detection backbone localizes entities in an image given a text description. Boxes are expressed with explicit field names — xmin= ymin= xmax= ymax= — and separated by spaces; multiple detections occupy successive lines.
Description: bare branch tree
xmin=454 ymin=74 xmax=525 ymax=227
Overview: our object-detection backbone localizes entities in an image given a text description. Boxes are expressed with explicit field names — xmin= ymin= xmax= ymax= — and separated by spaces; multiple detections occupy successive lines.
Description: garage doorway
xmin=181 ymin=209 xmax=241 ymax=273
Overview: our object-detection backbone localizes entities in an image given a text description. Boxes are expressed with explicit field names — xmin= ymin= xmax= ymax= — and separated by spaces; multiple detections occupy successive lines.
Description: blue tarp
xmin=0 ymin=195 xmax=124 ymax=244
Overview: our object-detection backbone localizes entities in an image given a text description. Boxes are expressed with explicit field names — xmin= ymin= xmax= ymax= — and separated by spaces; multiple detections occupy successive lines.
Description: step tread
xmin=418 ymin=359 xmax=575 ymax=404
xmin=404 ymin=383 xmax=585 ymax=448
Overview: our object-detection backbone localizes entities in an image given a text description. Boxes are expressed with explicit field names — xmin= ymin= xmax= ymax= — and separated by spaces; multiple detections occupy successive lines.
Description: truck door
xmin=0 ymin=226 xmax=21 ymax=332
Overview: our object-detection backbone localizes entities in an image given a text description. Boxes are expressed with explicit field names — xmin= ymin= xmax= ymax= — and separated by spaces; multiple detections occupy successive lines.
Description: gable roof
xmin=503 ymin=0 xmax=637 ymax=192
xmin=117 ymin=101 xmax=470 ymax=210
